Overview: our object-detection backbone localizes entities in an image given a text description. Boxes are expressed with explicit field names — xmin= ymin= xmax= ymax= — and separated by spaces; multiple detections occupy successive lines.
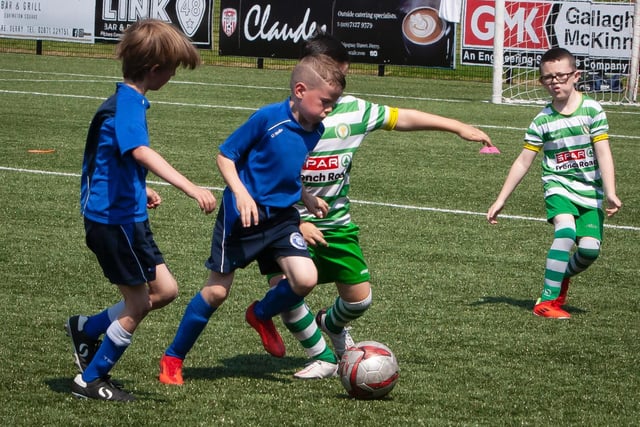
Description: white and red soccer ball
xmin=338 ymin=341 xmax=399 ymax=399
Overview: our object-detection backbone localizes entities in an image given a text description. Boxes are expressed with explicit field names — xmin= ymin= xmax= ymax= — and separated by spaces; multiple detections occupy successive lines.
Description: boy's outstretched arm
xmin=216 ymin=153 xmax=258 ymax=227
xmin=593 ymin=139 xmax=622 ymax=217
xmin=487 ymin=148 xmax=537 ymax=224
xmin=394 ymin=108 xmax=493 ymax=147
xmin=132 ymin=146 xmax=217 ymax=214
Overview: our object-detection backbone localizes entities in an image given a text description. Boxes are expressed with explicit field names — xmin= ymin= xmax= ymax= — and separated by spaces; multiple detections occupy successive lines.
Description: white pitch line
xmin=0 ymin=89 xmax=259 ymax=111
xmin=4 ymin=67 xmax=640 ymax=110
xmin=1 ymin=166 xmax=637 ymax=232
xmin=2 ymin=87 xmax=639 ymax=140
xmin=0 ymin=68 xmax=492 ymax=104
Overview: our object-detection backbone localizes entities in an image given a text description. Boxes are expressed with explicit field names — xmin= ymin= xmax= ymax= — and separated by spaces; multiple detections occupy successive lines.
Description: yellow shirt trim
xmin=383 ymin=107 xmax=399 ymax=130
xmin=523 ymin=143 xmax=541 ymax=152
xmin=593 ymin=133 xmax=609 ymax=143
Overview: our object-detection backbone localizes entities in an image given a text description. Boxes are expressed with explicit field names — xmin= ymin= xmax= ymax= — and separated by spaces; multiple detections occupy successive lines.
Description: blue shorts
xmin=84 ymin=218 xmax=164 ymax=285
xmin=205 ymin=202 xmax=309 ymax=275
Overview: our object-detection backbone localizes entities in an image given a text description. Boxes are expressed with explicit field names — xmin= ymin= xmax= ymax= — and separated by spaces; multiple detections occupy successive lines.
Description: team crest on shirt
xmin=290 ymin=232 xmax=307 ymax=250
xmin=336 ymin=123 xmax=350 ymax=139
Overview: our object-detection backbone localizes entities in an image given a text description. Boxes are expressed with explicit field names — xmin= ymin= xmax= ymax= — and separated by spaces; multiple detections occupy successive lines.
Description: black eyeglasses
xmin=540 ymin=71 xmax=577 ymax=85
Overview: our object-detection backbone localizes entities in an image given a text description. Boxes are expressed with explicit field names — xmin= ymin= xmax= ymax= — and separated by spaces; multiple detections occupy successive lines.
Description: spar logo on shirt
xmin=302 ymin=153 xmax=351 ymax=183
xmin=556 ymin=149 xmax=586 ymax=163
xmin=554 ymin=148 xmax=595 ymax=170
xmin=305 ymin=155 xmax=335 ymax=170
xmin=304 ymin=153 xmax=351 ymax=170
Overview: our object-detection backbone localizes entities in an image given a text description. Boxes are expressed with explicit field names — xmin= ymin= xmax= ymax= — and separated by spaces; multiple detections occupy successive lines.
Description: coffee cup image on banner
xmin=399 ymin=0 xmax=452 ymax=66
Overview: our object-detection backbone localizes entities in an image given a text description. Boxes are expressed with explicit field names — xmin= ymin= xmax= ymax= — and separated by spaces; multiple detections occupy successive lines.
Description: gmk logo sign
xmin=464 ymin=0 xmax=551 ymax=49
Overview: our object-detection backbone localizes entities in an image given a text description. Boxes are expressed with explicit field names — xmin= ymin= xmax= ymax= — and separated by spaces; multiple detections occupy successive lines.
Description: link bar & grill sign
xmin=0 ymin=0 xmax=94 ymax=43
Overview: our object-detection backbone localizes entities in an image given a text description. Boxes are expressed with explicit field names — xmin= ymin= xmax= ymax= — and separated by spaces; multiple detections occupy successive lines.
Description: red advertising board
xmin=462 ymin=0 xmax=633 ymax=73
xmin=463 ymin=0 xmax=552 ymax=49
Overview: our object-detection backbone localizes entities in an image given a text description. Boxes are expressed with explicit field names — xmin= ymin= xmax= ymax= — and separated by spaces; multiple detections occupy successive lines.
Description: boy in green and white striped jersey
xmin=487 ymin=47 xmax=622 ymax=319
xmin=270 ymin=32 xmax=494 ymax=379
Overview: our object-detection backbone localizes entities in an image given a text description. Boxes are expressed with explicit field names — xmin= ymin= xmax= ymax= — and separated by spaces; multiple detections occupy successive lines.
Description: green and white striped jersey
xmin=298 ymin=95 xmax=397 ymax=229
xmin=524 ymin=94 xmax=609 ymax=209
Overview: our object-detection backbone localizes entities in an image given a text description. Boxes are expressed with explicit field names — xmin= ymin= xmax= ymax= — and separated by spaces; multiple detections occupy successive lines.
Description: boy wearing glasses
xmin=487 ymin=47 xmax=622 ymax=319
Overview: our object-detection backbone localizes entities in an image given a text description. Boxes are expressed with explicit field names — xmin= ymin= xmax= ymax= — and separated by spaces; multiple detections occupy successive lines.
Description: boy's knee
xmin=201 ymin=284 xmax=229 ymax=307
xmin=163 ymin=285 xmax=179 ymax=304
xmin=578 ymin=238 xmax=601 ymax=260
xmin=153 ymin=278 xmax=178 ymax=307
xmin=554 ymin=223 xmax=577 ymax=241
xmin=289 ymin=277 xmax=317 ymax=297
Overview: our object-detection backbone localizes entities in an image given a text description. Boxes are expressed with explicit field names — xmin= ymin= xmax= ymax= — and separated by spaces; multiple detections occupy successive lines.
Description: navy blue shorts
xmin=205 ymin=202 xmax=310 ymax=275
xmin=84 ymin=218 xmax=164 ymax=285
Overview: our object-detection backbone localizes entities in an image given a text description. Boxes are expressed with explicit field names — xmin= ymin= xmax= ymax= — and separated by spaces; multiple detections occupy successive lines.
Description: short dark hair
xmin=540 ymin=48 xmax=576 ymax=71
xmin=300 ymin=31 xmax=350 ymax=64
xmin=291 ymin=54 xmax=346 ymax=92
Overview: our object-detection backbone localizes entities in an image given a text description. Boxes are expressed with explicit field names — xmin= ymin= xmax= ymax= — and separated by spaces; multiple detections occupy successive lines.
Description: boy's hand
xmin=605 ymin=194 xmax=622 ymax=217
xmin=487 ymin=200 xmax=505 ymax=224
xmin=300 ymin=221 xmax=327 ymax=247
xmin=146 ymin=187 xmax=162 ymax=209
xmin=235 ymin=190 xmax=259 ymax=227
xmin=301 ymin=189 xmax=329 ymax=218
xmin=459 ymin=125 xmax=493 ymax=147
xmin=188 ymin=186 xmax=217 ymax=214
xmin=304 ymin=195 xmax=329 ymax=218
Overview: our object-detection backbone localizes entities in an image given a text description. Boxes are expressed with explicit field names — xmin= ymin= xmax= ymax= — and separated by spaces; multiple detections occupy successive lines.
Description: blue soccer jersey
xmin=219 ymin=98 xmax=324 ymax=209
xmin=81 ymin=83 xmax=150 ymax=224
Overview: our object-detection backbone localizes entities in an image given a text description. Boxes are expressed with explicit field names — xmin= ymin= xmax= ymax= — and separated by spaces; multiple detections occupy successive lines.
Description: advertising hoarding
xmin=95 ymin=0 xmax=213 ymax=47
xmin=462 ymin=0 xmax=634 ymax=73
xmin=0 ymin=0 xmax=95 ymax=43
xmin=219 ymin=0 xmax=456 ymax=68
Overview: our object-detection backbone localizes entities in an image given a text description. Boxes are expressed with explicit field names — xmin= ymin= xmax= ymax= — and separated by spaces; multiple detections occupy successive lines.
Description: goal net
xmin=489 ymin=0 xmax=640 ymax=105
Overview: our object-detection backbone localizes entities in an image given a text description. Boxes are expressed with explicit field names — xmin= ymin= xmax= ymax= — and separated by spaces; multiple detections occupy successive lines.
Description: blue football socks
xmin=254 ymin=278 xmax=303 ymax=319
xmin=165 ymin=292 xmax=216 ymax=360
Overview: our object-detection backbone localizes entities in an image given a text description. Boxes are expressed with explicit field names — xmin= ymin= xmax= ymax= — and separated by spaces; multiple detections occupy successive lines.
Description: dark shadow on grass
xmin=46 ymin=354 xmax=311 ymax=399
xmin=333 ymin=392 xmax=395 ymax=401
xmin=469 ymin=296 xmax=587 ymax=315
xmin=45 ymin=377 xmax=71 ymax=394
xmin=184 ymin=353 xmax=308 ymax=383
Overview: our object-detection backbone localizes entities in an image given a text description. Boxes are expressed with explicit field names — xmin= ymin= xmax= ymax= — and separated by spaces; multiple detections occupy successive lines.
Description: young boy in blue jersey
xmin=158 ymin=54 xmax=346 ymax=385
xmin=266 ymin=32 xmax=495 ymax=379
xmin=65 ymin=19 xmax=217 ymax=401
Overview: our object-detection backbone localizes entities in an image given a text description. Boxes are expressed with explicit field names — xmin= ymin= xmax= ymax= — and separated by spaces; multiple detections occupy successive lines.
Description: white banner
xmin=0 ymin=0 xmax=95 ymax=43
xmin=462 ymin=0 xmax=634 ymax=70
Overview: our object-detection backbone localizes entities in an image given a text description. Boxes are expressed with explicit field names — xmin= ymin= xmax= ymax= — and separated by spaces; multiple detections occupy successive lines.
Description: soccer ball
xmin=338 ymin=341 xmax=399 ymax=399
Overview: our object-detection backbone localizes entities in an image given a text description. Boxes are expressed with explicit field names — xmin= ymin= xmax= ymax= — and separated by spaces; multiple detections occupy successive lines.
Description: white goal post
xmin=491 ymin=0 xmax=640 ymax=105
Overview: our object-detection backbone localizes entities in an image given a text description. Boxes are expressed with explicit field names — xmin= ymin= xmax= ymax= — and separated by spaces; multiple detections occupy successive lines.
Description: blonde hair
xmin=116 ymin=19 xmax=200 ymax=82
xmin=290 ymin=54 xmax=346 ymax=92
